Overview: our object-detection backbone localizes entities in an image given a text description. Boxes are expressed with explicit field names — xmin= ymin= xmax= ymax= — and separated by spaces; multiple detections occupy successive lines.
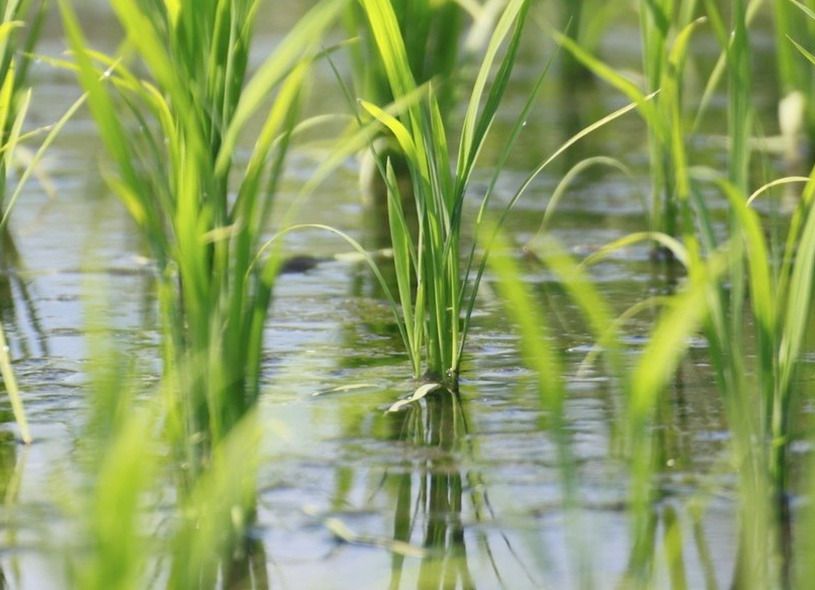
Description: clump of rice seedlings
xmin=353 ymin=0 xmax=644 ymax=393
xmin=639 ymin=0 xmax=699 ymax=248
xmin=680 ymin=163 xmax=815 ymax=587
xmin=355 ymin=0 xmax=533 ymax=390
xmin=347 ymin=0 xmax=503 ymax=213
xmin=64 ymin=373 xmax=262 ymax=590
xmin=59 ymin=0 xmax=346 ymax=468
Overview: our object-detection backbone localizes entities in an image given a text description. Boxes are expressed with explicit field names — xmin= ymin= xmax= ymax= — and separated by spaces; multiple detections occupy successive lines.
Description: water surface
xmin=0 ymin=4 xmax=799 ymax=589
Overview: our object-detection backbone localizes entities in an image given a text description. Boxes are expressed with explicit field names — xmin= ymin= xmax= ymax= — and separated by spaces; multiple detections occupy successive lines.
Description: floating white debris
xmin=386 ymin=382 xmax=443 ymax=413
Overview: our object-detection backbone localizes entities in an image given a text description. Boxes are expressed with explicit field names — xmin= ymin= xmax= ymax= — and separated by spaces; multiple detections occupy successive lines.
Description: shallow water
xmin=0 ymin=4 xmax=805 ymax=589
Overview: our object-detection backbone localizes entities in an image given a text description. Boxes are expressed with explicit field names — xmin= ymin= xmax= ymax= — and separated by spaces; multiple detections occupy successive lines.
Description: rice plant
xmin=348 ymin=0 xmax=504 ymax=215
xmin=351 ymin=0 xmax=655 ymax=399
xmin=65 ymin=333 xmax=157 ymax=590
xmin=353 ymin=0 xmax=533 ymax=391
xmin=62 ymin=308 xmax=263 ymax=589
xmin=0 ymin=0 xmax=47 ymax=216
xmin=59 ymin=0 xmax=346 ymax=467
xmin=548 ymin=5 xmax=814 ymax=575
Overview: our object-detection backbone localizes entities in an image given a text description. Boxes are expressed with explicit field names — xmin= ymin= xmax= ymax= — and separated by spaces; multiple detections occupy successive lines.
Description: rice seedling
xmin=40 ymin=261 xmax=268 ymax=587
xmin=166 ymin=410 xmax=262 ymax=589
xmin=348 ymin=0 xmax=507 ymax=218
xmin=66 ymin=343 xmax=157 ymax=590
xmin=352 ymin=0 xmax=533 ymax=391
xmin=0 ymin=0 xmax=47 ymax=216
xmin=0 ymin=323 xmax=28 ymax=443
xmin=354 ymin=0 xmax=644 ymax=393
xmin=59 ymin=0 xmax=346 ymax=467
xmin=548 ymin=17 xmax=815 ymax=576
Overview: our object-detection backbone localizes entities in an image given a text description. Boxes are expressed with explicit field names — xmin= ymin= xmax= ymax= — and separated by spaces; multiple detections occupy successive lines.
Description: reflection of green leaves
xmin=0 ymin=429 xmax=16 ymax=500
xmin=0 ymin=322 xmax=29 ymax=443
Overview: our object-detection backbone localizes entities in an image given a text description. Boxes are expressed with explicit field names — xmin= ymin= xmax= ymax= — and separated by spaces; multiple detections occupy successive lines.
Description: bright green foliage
xmin=64 ymin=307 xmax=263 ymax=588
xmin=344 ymin=0 xmax=464 ymax=115
xmin=680 ymin=162 xmax=815 ymax=586
xmin=59 ymin=0 xmax=346 ymax=467
xmin=497 ymin=228 xmax=725 ymax=587
xmin=65 ymin=300 xmax=157 ymax=590
xmin=0 ymin=322 xmax=28 ymax=442
xmin=167 ymin=411 xmax=262 ymax=588
xmin=357 ymin=0 xmax=531 ymax=389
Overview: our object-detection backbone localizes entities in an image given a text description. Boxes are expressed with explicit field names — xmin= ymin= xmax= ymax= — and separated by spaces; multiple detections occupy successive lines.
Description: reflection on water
xmin=222 ymin=534 xmax=270 ymax=590
xmin=0 ymin=228 xmax=48 ymax=359
xmin=0 ymin=425 xmax=24 ymax=589
xmin=378 ymin=392 xmax=538 ymax=590
xmin=386 ymin=393 xmax=475 ymax=590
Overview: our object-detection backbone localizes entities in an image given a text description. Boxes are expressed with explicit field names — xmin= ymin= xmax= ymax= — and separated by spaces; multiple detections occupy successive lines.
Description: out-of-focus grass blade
xmin=0 ymin=322 xmax=30 ymax=444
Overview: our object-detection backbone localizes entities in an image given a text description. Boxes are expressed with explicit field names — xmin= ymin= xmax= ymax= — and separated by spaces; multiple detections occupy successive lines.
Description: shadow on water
xmin=222 ymin=532 xmax=270 ymax=590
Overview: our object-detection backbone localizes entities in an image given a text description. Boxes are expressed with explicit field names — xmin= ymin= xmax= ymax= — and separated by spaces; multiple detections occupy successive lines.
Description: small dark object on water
xmin=279 ymin=255 xmax=325 ymax=274
xmin=649 ymin=245 xmax=674 ymax=264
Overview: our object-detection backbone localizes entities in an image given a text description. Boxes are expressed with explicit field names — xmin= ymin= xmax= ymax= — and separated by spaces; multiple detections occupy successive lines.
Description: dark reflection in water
xmin=222 ymin=532 xmax=270 ymax=590
xmin=0 ymin=227 xmax=48 ymax=359
xmin=387 ymin=392 xmax=474 ymax=590
xmin=0 ymin=424 xmax=24 ymax=589
xmin=380 ymin=391 xmax=537 ymax=590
